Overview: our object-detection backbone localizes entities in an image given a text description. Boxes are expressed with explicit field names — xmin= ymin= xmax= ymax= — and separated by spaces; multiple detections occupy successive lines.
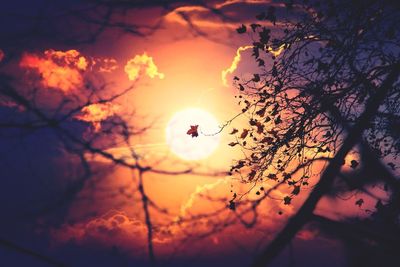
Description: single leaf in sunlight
xmin=256 ymin=122 xmax=264 ymax=134
xmin=229 ymin=142 xmax=239 ymax=147
xmin=236 ymin=24 xmax=247 ymax=34
xmin=229 ymin=128 xmax=239 ymax=134
xmin=256 ymin=107 xmax=266 ymax=117
xmin=240 ymin=129 xmax=249 ymax=139
xmin=235 ymin=160 xmax=246 ymax=169
xmin=283 ymin=196 xmax=292 ymax=205
xmin=228 ymin=193 xmax=237 ymax=211
xmin=291 ymin=185 xmax=300 ymax=195
xmin=355 ymin=198 xmax=364 ymax=207
xmin=267 ymin=173 xmax=278 ymax=180
xmin=186 ymin=125 xmax=199 ymax=138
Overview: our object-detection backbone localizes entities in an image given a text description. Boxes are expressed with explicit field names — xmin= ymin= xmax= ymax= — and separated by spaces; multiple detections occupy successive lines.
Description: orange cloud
xmin=221 ymin=44 xmax=286 ymax=86
xmin=165 ymin=5 xmax=238 ymax=29
xmin=268 ymin=44 xmax=285 ymax=57
xmin=215 ymin=0 xmax=275 ymax=9
xmin=51 ymin=210 xmax=174 ymax=257
xmin=20 ymin=49 xmax=88 ymax=93
xmin=44 ymin=49 xmax=88 ymax=70
xmin=75 ymin=102 xmax=120 ymax=131
xmin=97 ymin=58 xmax=118 ymax=73
xmin=179 ymin=178 xmax=228 ymax=218
xmin=124 ymin=53 xmax=164 ymax=81
xmin=221 ymin=45 xmax=252 ymax=86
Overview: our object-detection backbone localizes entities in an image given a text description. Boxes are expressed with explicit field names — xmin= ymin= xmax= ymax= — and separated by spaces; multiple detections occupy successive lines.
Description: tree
xmin=230 ymin=0 xmax=400 ymax=266
xmin=0 ymin=1 xmax=233 ymax=266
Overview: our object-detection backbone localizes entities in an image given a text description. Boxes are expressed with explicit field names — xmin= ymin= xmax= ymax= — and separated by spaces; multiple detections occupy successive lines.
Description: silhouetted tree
xmin=0 ymin=1 xmax=234 ymax=266
xmin=230 ymin=0 xmax=400 ymax=266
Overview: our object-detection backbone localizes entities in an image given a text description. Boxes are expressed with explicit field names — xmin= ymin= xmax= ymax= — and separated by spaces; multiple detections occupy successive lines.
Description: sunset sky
xmin=1 ymin=1 xmax=397 ymax=266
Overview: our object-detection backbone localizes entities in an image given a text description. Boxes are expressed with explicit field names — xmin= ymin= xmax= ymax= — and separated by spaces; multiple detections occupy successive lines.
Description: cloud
xmin=165 ymin=0 xmax=281 ymax=31
xmin=51 ymin=209 xmax=174 ymax=257
xmin=165 ymin=5 xmax=237 ymax=30
xmin=20 ymin=49 xmax=88 ymax=93
xmin=45 ymin=49 xmax=88 ymax=70
xmin=215 ymin=0 xmax=276 ymax=9
xmin=179 ymin=178 xmax=228 ymax=217
xmin=0 ymin=49 xmax=4 ymax=62
xmin=268 ymin=44 xmax=285 ymax=57
xmin=97 ymin=58 xmax=118 ymax=73
xmin=75 ymin=102 xmax=120 ymax=131
xmin=222 ymin=45 xmax=253 ymax=86
xmin=221 ymin=43 xmax=286 ymax=86
xmin=124 ymin=53 xmax=164 ymax=81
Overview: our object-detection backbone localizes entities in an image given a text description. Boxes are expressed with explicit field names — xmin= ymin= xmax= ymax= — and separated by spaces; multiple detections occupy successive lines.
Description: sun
xmin=166 ymin=108 xmax=220 ymax=160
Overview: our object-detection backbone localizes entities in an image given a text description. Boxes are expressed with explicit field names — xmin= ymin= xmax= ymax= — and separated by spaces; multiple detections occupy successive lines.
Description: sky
xmin=0 ymin=0 xmax=384 ymax=266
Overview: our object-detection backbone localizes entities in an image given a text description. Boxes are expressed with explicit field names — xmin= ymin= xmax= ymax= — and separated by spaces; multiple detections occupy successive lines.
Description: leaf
xmin=186 ymin=125 xmax=199 ymax=138
xmin=236 ymin=24 xmax=247 ymax=34
xmin=257 ymin=58 xmax=265 ymax=66
xmin=268 ymin=129 xmax=278 ymax=137
xmin=256 ymin=122 xmax=264 ymax=134
xmin=228 ymin=200 xmax=236 ymax=211
xmin=274 ymin=115 xmax=282 ymax=124
xmin=240 ymin=129 xmax=249 ymax=139
xmin=355 ymin=198 xmax=364 ymax=207
xmin=239 ymin=84 xmax=245 ymax=91
xmin=291 ymin=185 xmax=300 ymax=195
xmin=256 ymin=107 xmax=266 ymax=117
xmin=252 ymin=73 xmax=260 ymax=82
xmin=350 ymin=160 xmax=359 ymax=169
xmin=267 ymin=173 xmax=277 ymax=180
xmin=229 ymin=142 xmax=239 ymax=147
xmin=250 ymin=23 xmax=261 ymax=32
xmin=259 ymin=28 xmax=271 ymax=44
xmin=283 ymin=196 xmax=292 ymax=205
xmin=229 ymin=128 xmax=238 ymax=134
xmin=248 ymin=170 xmax=257 ymax=181
xmin=260 ymin=136 xmax=274 ymax=144
xmin=236 ymin=160 xmax=245 ymax=168
xmin=283 ymin=172 xmax=292 ymax=179
xmin=233 ymin=76 xmax=240 ymax=80
xmin=252 ymin=46 xmax=260 ymax=58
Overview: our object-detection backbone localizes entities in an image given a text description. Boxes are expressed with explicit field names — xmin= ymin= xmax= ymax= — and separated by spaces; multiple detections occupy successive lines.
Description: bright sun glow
xmin=166 ymin=108 xmax=220 ymax=160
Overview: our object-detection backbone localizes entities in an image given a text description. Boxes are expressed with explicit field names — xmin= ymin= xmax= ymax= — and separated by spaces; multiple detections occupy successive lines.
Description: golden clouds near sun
xmin=166 ymin=108 xmax=220 ymax=160
xmin=124 ymin=52 xmax=164 ymax=81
